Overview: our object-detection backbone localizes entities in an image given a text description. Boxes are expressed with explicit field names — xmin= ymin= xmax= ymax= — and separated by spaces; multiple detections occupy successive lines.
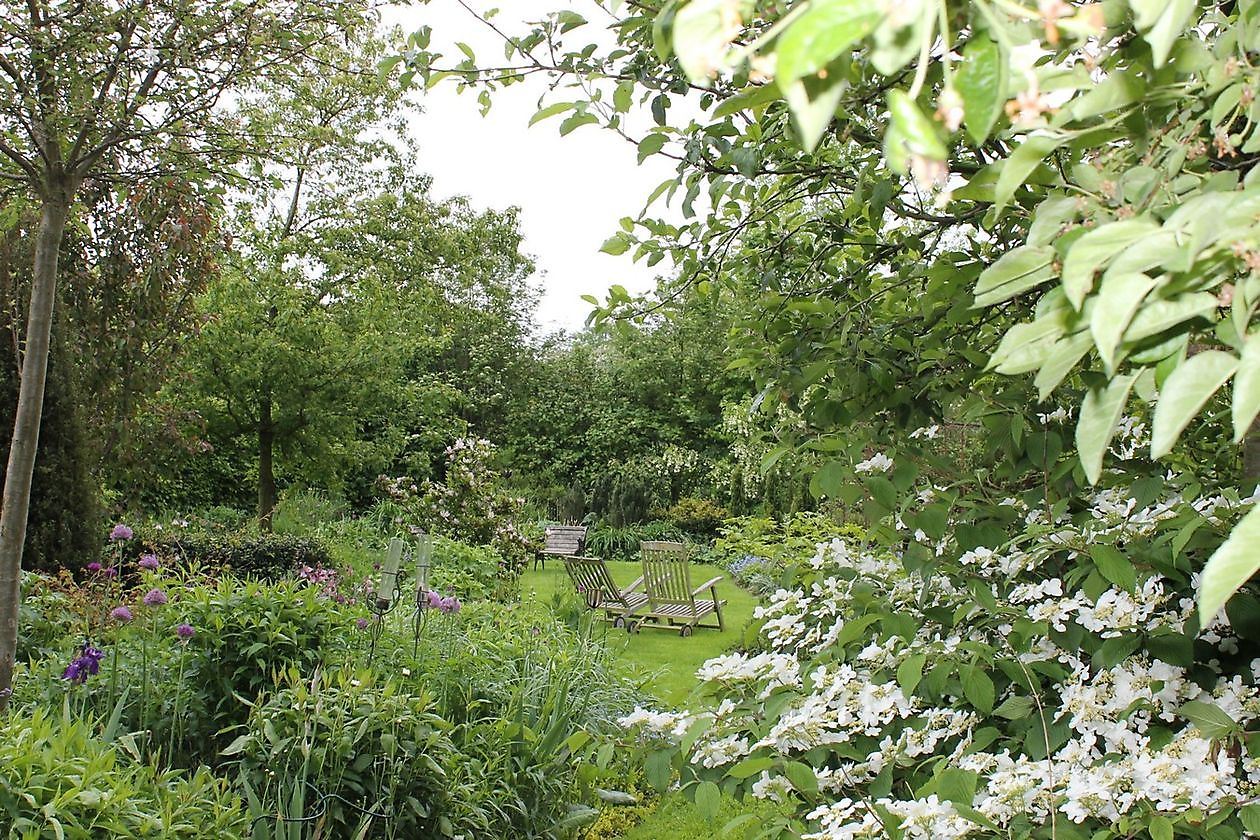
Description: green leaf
xmin=1240 ymin=803 xmax=1260 ymax=835
xmin=1068 ymin=70 xmax=1146 ymax=121
xmin=1130 ymin=0 xmax=1197 ymax=67
xmin=613 ymin=81 xmax=634 ymax=113
xmin=1060 ymin=219 xmax=1158 ymax=310
xmin=1034 ymin=332 xmax=1093 ymax=400
xmin=1123 ymin=293 xmax=1217 ymax=343
xmin=994 ymin=135 xmax=1062 ymax=215
xmin=781 ymin=60 xmax=849 ymax=153
xmin=960 ymin=665 xmax=995 ymax=714
xmin=955 ymin=37 xmax=1004 ymax=145
xmin=713 ymin=84 xmax=781 ymax=118
xmin=1090 ymin=272 xmax=1158 ymax=372
xmin=934 ymin=768 xmax=978 ymax=807
xmin=1199 ymin=504 xmax=1260 ymax=626
xmin=1148 ymin=814 xmax=1173 ymax=840
xmin=673 ymin=0 xmax=735 ymax=81
xmin=1151 ymin=350 xmax=1239 ymax=459
xmin=1076 ymin=373 xmax=1138 ymax=484
xmin=887 ymin=89 xmax=946 ymax=161
xmin=637 ymin=133 xmax=668 ymax=163
xmin=785 ymin=760 xmax=819 ymax=795
xmin=774 ymin=0 xmax=880 ymax=86
xmin=814 ymin=459 xmax=847 ymax=499
xmin=558 ymin=112 xmax=598 ymax=136
xmin=694 ymin=780 xmax=721 ymax=819
xmin=1233 ymin=332 xmax=1260 ymax=442
xmin=600 ymin=233 xmax=631 ymax=256
xmin=896 ymin=653 xmax=927 ymax=696
xmin=528 ymin=101 xmax=575 ymax=127
xmin=1090 ymin=544 xmax=1137 ymax=592
xmin=992 ymin=695 xmax=1036 ymax=720
xmin=727 ymin=756 xmax=775 ymax=779
xmin=973 ymin=246 xmax=1056 ymax=307
xmin=1178 ymin=699 xmax=1239 ymax=740
xmin=645 ymin=750 xmax=673 ymax=791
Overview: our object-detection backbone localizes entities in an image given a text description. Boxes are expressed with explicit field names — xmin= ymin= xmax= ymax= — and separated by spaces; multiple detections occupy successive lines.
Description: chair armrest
xmin=692 ymin=576 xmax=723 ymax=597
xmin=623 ymin=575 xmax=645 ymax=594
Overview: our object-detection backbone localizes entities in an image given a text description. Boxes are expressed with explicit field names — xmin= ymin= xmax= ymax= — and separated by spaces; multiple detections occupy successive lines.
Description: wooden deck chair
xmin=562 ymin=555 xmax=648 ymax=626
xmin=628 ymin=541 xmax=725 ymax=636
xmin=535 ymin=524 xmax=587 ymax=570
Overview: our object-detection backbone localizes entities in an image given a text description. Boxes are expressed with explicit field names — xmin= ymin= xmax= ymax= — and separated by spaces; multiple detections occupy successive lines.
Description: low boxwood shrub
xmin=231 ymin=669 xmax=463 ymax=838
xmin=145 ymin=532 xmax=332 ymax=580
xmin=0 ymin=707 xmax=249 ymax=838
xmin=664 ymin=497 xmax=730 ymax=538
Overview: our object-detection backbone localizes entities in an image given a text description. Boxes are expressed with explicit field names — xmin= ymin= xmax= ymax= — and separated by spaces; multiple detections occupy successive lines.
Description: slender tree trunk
xmin=0 ymin=197 xmax=70 ymax=710
xmin=258 ymin=389 xmax=276 ymax=532
xmin=1246 ymin=431 xmax=1260 ymax=485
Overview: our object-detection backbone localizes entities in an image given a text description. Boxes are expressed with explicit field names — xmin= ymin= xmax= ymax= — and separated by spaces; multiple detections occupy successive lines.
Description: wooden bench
xmin=535 ymin=524 xmax=587 ymax=570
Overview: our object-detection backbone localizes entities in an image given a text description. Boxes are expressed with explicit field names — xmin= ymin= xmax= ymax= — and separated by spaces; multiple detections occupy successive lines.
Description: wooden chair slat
xmin=633 ymin=541 xmax=725 ymax=635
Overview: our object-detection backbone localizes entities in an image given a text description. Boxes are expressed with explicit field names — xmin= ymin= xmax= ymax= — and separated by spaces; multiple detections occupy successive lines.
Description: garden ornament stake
xmin=412 ymin=531 xmax=434 ymax=657
xmin=366 ymin=537 xmax=405 ymax=665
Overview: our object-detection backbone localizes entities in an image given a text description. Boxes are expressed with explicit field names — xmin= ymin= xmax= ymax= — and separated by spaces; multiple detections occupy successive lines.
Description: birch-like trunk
xmin=0 ymin=196 xmax=70 ymax=710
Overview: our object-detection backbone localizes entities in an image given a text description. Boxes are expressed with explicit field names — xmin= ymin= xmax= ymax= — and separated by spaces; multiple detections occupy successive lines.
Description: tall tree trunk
xmin=258 ymin=389 xmax=276 ymax=532
xmin=0 ymin=197 xmax=70 ymax=710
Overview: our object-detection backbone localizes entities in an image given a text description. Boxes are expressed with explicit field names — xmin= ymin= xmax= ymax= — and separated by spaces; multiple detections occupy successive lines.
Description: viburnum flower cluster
xmin=621 ymin=474 xmax=1260 ymax=838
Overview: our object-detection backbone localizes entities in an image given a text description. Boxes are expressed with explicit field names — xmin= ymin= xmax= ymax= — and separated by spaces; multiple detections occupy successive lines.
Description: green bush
xmin=370 ymin=599 xmax=643 ymax=837
xmin=712 ymin=512 xmax=864 ymax=591
xmin=431 ymin=536 xmax=507 ymax=602
xmin=15 ymin=571 xmax=77 ymax=664
xmin=143 ymin=531 xmax=332 ymax=580
xmin=585 ymin=522 xmax=685 ymax=563
xmin=0 ymin=707 xmax=249 ymax=838
xmin=173 ymin=577 xmax=353 ymax=760
xmin=232 ymin=669 xmax=461 ymax=839
xmin=270 ymin=488 xmax=349 ymax=535
xmin=664 ymin=497 xmax=729 ymax=538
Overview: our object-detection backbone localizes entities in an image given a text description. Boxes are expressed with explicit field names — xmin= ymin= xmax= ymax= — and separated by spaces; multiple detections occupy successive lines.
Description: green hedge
xmin=146 ymin=532 xmax=331 ymax=580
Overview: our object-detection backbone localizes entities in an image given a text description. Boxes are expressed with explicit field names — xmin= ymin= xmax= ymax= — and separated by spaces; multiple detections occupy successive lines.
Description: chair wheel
xmin=627 ymin=621 xmax=639 ymax=634
xmin=612 ymin=616 xmax=625 ymax=628
xmin=679 ymin=625 xmax=693 ymax=637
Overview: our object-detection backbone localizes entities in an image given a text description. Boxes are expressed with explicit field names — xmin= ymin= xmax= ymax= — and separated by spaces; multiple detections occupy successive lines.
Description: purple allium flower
xmin=110 ymin=606 xmax=133 ymax=623
xmin=102 ymin=567 xmax=118 ymax=578
xmin=109 ymin=524 xmax=133 ymax=541
xmin=138 ymin=554 xmax=160 ymax=571
xmin=356 ymin=617 xmax=369 ymax=630
xmin=174 ymin=623 xmax=194 ymax=640
xmin=86 ymin=562 xmax=102 ymax=573
xmin=142 ymin=588 xmax=167 ymax=607
xmin=62 ymin=644 xmax=105 ymax=683
xmin=438 ymin=595 xmax=461 ymax=615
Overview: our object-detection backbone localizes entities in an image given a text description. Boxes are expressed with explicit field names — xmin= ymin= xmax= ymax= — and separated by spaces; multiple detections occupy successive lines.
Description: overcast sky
xmin=383 ymin=1 xmax=677 ymax=333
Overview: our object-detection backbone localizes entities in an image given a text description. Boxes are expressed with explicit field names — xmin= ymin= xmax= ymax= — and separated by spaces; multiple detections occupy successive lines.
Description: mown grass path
xmin=519 ymin=559 xmax=759 ymax=706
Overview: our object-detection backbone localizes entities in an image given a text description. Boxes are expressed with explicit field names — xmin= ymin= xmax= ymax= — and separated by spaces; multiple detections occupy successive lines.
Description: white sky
xmin=383 ymin=1 xmax=679 ymax=333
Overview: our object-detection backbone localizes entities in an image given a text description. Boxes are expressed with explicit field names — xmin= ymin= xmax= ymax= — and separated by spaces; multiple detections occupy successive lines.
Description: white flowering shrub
xmin=621 ymin=472 xmax=1260 ymax=840
xmin=380 ymin=437 xmax=531 ymax=579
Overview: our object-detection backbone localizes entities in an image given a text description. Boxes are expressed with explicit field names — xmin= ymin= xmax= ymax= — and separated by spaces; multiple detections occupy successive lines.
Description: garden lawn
xmin=520 ymin=560 xmax=758 ymax=707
